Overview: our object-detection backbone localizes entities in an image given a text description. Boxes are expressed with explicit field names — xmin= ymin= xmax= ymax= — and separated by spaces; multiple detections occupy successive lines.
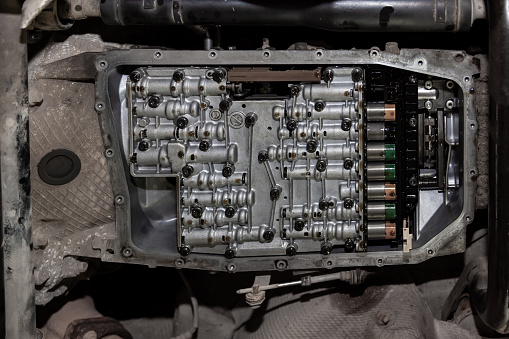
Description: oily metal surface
xmin=30 ymin=79 xmax=114 ymax=238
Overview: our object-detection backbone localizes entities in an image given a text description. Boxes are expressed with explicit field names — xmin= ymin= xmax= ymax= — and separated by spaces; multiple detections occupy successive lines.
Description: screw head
xmin=179 ymin=246 xmax=191 ymax=256
xmin=182 ymin=165 xmax=194 ymax=178
xmin=191 ymin=206 xmax=203 ymax=218
xmin=138 ymin=141 xmax=149 ymax=152
xmin=212 ymin=69 xmax=226 ymax=83
xmin=314 ymin=101 xmax=325 ymax=112
xmin=290 ymin=85 xmax=300 ymax=97
xmin=130 ymin=70 xmax=142 ymax=82
xmin=316 ymin=159 xmax=327 ymax=172
xmin=148 ymin=96 xmax=161 ymax=108
xmin=222 ymin=164 xmax=234 ymax=178
xmin=225 ymin=206 xmax=236 ymax=218
xmin=225 ymin=248 xmax=235 ymax=259
xmin=409 ymin=75 xmax=417 ymax=83
xmin=286 ymin=119 xmax=297 ymax=131
xmin=409 ymin=176 xmax=417 ymax=186
xmin=318 ymin=199 xmax=329 ymax=211
xmin=263 ymin=229 xmax=275 ymax=241
xmin=408 ymin=117 xmax=417 ymax=127
xmin=245 ymin=113 xmax=257 ymax=127
xmin=294 ymin=218 xmax=305 ymax=231
xmin=424 ymin=100 xmax=433 ymax=110
xmin=258 ymin=151 xmax=269 ymax=163
xmin=341 ymin=119 xmax=352 ymax=131
xmin=219 ymin=99 xmax=232 ymax=112
xmin=351 ymin=68 xmax=363 ymax=82
xmin=176 ymin=117 xmax=189 ymax=129
xmin=323 ymin=68 xmax=334 ymax=83
xmin=270 ymin=188 xmax=280 ymax=201
xmin=306 ymin=140 xmax=318 ymax=153
xmin=321 ymin=242 xmax=333 ymax=256
xmin=122 ymin=247 xmax=133 ymax=258
xmin=343 ymin=198 xmax=354 ymax=209
xmin=199 ymin=140 xmax=211 ymax=151
xmin=424 ymin=80 xmax=433 ymax=90
xmin=343 ymin=158 xmax=353 ymax=170
xmin=286 ymin=245 xmax=297 ymax=256
xmin=172 ymin=70 xmax=185 ymax=82
xmin=344 ymin=238 xmax=355 ymax=253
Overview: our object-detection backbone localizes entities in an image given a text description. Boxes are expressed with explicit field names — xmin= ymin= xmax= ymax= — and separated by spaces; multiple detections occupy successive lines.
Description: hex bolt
xmin=294 ymin=218 xmax=305 ymax=231
xmin=212 ymin=69 xmax=226 ymax=83
xmin=130 ymin=70 xmax=142 ymax=82
xmin=341 ymin=119 xmax=352 ymax=131
xmin=351 ymin=68 xmax=363 ymax=82
xmin=224 ymin=248 xmax=235 ymax=259
xmin=320 ymin=242 xmax=333 ymax=256
xmin=316 ymin=159 xmax=327 ymax=172
xmin=344 ymin=238 xmax=355 ymax=253
xmin=263 ymin=229 xmax=275 ymax=242
xmin=306 ymin=140 xmax=318 ymax=153
xmin=286 ymin=119 xmax=297 ymax=131
xmin=199 ymin=140 xmax=211 ymax=152
xmin=286 ymin=245 xmax=298 ymax=256
xmin=245 ymin=113 xmax=258 ymax=127
xmin=179 ymin=246 xmax=192 ymax=256
xmin=343 ymin=158 xmax=353 ymax=170
xmin=219 ymin=98 xmax=232 ymax=112
xmin=290 ymin=85 xmax=300 ymax=97
xmin=270 ymin=188 xmax=280 ymax=201
xmin=182 ymin=165 xmax=194 ymax=178
xmin=138 ymin=141 xmax=149 ymax=152
xmin=408 ymin=117 xmax=417 ymax=127
xmin=172 ymin=70 xmax=185 ymax=82
xmin=343 ymin=198 xmax=354 ymax=209
xmin=323 ymin=68 xmax=334 ymax=83
xmin=318 ymin=199 xmax=329 ymax=211
xmin=176 ymin=117 xmax=189 ymax=129
xmin=258 ymin=150 xmax=269 ymax=163
xmin=225 ymin=206 xmax=236 ymax=218
xmin=222 ymin=164 xmax=235 ymax=178
xmin=148 ymin=96 xmax=161 ymax=108
xmin=314 ymin=101 xmax=325 ymax=112
xmin=191 ymin=206 xmax=203 ymax=218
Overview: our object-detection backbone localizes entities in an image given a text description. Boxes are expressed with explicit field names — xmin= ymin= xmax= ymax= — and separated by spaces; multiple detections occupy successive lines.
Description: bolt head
xmin=316 ymin=159 xmax=327 ymax=172
xmin=341 ymin=119 xmax=352 ymax=131
xmin=408 ymin=117 xmax=417 ymax=127
xmin=258 ymin=151 xmax=269 ymax=163
xmin=263 ymin=230 xmax=275 ymax=241
xmin=222 ymin=164 xmax=234 ymax=177
xmin=344 ymin=238 xmax=355 ymax=253
xmin=351 ymin=68 xmax=363 ymax=82
xmin=148 ymin=96 xmax=161 ymax=108
xmin=424 ymin=100 xmax=433 ymax=110
xmin=182 ymin=165 xmax=194 ymax=178
xmin=172 ymin=70 xmax=185 ymax=82
xmin=286 ymin=119 xmax=297 ymax=131
xmin=286 ymin=245 xmax=297 ymax=256
xmin=225 ymin=248 xmax=235 ymax=259
xmin=130 ymin=70 xmax=142 ymax=82
xmin=179 ymin=246 xmax=191 ymax=256
xmin=269 ymin=188 xmax=280 ymax=201
xmin=219 ymin=99 xmax=232 ymax=112
xmin=318 ymin=199 xmax=329 ymax=211
xmin=138 ymin=141 xmax=149 ymax=152
xmin=290 ymin=85 xmax=300 ymax=97
xmin=225 ymin=206 xmax=236 ymax=218
xmin=321 ymin=242 xmax=333 ymax=255
xmin=199 ymin=140 xmax=211 ymax=151
xmin=191 ymin=206 xmax=203 ymax=218
xmin=343 ymin=159 xmax=353 ymax=170
xmin=176 ymin=117 xmax=188 ymax=129
xmin=343 ymin=199 xmax=354 ymax=209
xmin=323 ymin=68 xmax=334 ymax=83
xmin=212 ymin=69 xmax=226 ymax=83
xmin=245 ymin=113 xmax=257 ymax=127
xmin=314 ymin=101 xmax=325 ymax=112
xmin=306 ymin=140 xmax=318 ymax=153
xmin=294 ymin=219 xmax=305 ymax=231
